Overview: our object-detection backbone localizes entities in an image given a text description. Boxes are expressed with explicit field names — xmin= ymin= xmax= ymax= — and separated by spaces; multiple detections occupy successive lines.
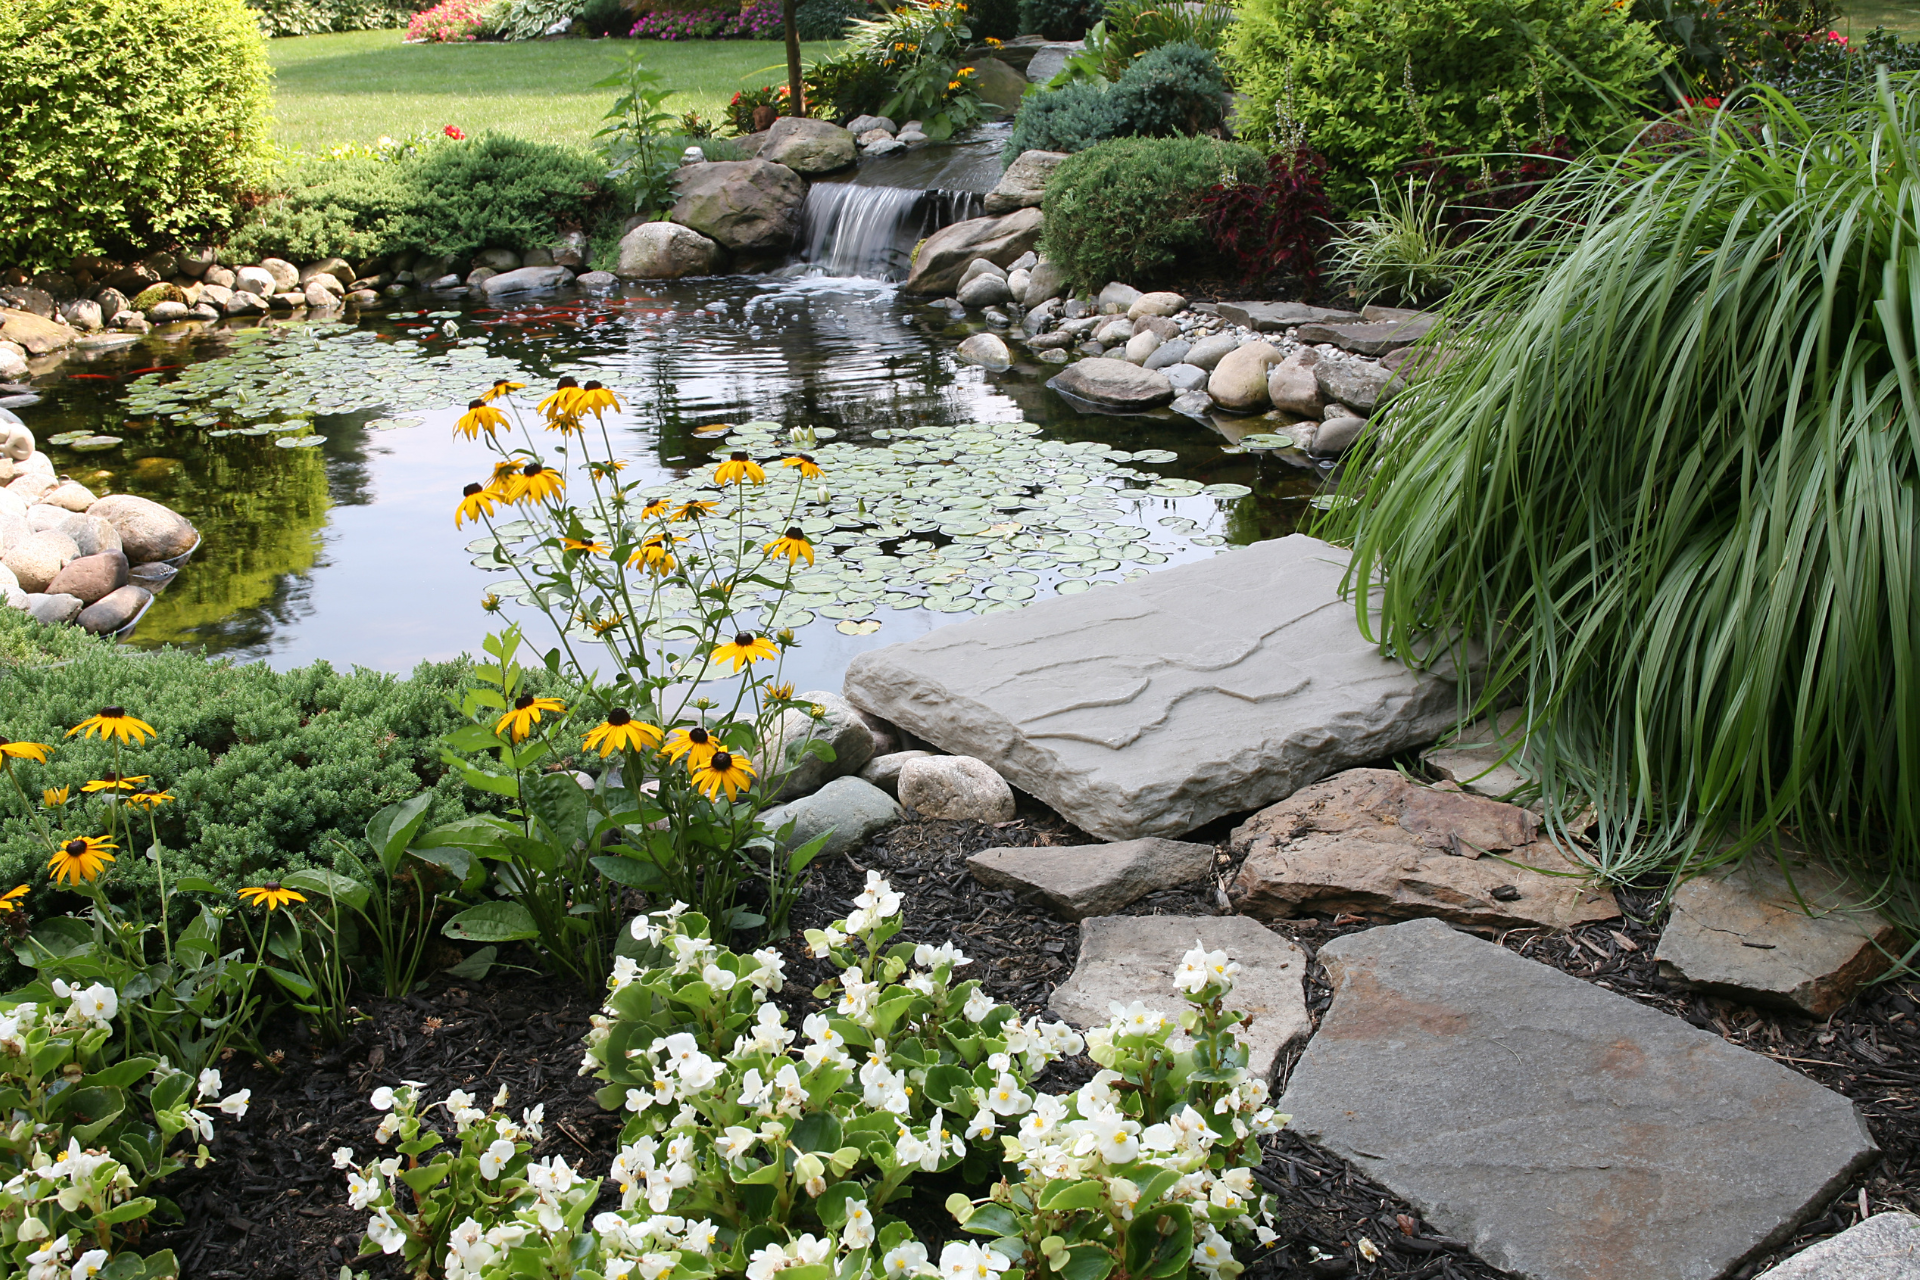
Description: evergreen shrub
xmin=1003 ymin=41 xmax=1229 ymax=158
xmin=1017 ymin=0 xmax=1100 ymax=39
xmin=0 ymin=0 xmax=272 ymax=268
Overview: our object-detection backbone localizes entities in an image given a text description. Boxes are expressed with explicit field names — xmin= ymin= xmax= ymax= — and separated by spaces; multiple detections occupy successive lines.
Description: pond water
xmin=20 ymin=272 xmax=1327 ymax=690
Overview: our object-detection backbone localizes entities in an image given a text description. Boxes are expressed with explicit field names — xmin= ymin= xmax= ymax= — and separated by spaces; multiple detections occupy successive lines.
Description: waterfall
xmin=792 ymin=185 xmax=985 ymax=282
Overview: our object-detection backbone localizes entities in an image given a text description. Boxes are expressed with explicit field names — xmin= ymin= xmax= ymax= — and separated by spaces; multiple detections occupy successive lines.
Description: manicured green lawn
xmin=1837 ymin=0 xmax=1920 ymax=36
xmin=268 ymin=31 xmax=838 ymax=153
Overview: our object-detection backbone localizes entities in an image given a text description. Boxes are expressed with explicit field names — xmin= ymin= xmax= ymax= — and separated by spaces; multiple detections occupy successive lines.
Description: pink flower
xmin=444 ymin=124 xmax=466 ymax=139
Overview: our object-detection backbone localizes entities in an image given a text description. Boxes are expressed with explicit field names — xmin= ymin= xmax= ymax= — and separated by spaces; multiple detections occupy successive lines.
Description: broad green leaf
xmin=366 ymin=792 xmax=435 ymax=875
xmin=443 ymin=901 xmax=540 ymax=943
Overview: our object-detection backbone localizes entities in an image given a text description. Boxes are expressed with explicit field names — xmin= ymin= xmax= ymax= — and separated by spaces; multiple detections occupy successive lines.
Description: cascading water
xmin=791 ymin=184 xmax=983 ymax=281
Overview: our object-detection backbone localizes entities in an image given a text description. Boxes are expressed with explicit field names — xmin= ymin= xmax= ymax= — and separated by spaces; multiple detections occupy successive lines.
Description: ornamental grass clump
xmin=1319 ymin=76 xmax=1920 ymax=917
xmin=343 ymin=879 xmax=1289 ymax=1278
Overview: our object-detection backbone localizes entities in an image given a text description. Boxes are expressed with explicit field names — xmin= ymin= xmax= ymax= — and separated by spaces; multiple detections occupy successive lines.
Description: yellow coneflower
xmin=538 ymin=378 xmax=586 ymax=422
xmin=691 ymin=749 xmax=756 ymax=802
xmin=81 ymin=773 xmax=148 ymax=794
xmin=671 ymin=500 xmax=718 ymax=522
xmin=47 ymin=836 xmax=116 ymax=886
xmin=237 ymin=882 xmax=306 ymax=912
xmin=455 ymin=400 xmax=509 ymax=440
xmin=589 ymin=613 xmax=625 ymax=636
xmin=712 ymin=632 xmax=778 ymax=672
xmin=628 ymin=533 xmax=680 ymax=576
xmin=42 ymin=786 xmax=69 ymax=808
xmin=589 ymin=460 xmax=628 ymax=481
xmin=66 ymin=708 xmax=156 ymax=747
xmin=582 ymin=708 xmax=664 ymax=757
xmin=578 ymin=381 xmax=623 ymax=419
xmin=481 ymin=379 xmax=526 ymax=403
xmin=561 ymin=537 xmax=611 ymax=556
xmin=0 ymin=885 xmax=26 ymax=912
xmin=481 ymin=592 xmax=503 ymax=614
xmin=494 ymin=693 xmax=567 ymax=743
xmin=457 ymin=482 xmax=497 ymax=528
xmin=766 ymin=682 xmax=794 ymax=701
xmin=663 ymin=725 xmax=719 ymax=768
xmin=639 ymin=498 xmax=671 ymax=519
xmin=764 ymin=527 xmax=814 ymax=566
xmin=780 ymin=454 xmax=823 ymax=479
xmin=491 ymin=458 xmax=523 ymax=487
xmin=714 ymin=453 xmax=765 ymax=486
xmin=125 ymin=789 xmax=176 ymax=810
xmin=515 ymin=463 xmax=564 ymax=505
xmin=0 ymin=738 xmax=49 ymax=769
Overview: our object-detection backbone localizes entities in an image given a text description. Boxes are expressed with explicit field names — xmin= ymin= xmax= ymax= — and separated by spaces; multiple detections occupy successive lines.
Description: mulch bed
xmin=159 ymin=810 xmax=1920 ymax=1280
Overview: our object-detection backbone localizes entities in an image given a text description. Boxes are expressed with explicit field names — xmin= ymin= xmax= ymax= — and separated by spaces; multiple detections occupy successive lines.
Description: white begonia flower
xmin=367 ymin=1207 xmax=407 ymax=1254
xmin=793 ymin=1234 xmax=832 ymax=1266
xmin=374 ymin=1112 xmax=401 ymax=1144
xmin=1018 ymin=1092 xmax=1068 ymax=1142
xmin=1087 ymin=1109 xmax=1142 ymax=1165
xmin=448 ymin=1217 xmax=494 ymax=1268
xmin=523 ymin=1103 xmax=545 ymax=1140
xmin=197 ymin=1068 xmax=222 ymax=1100
xmin=683 ymin=1219 xmax=719 ymax=1254
xmin=905 ymin=973 xmax=937 ymax=996
xmin=369 ymin=1086 xmax=397 ymax=1111
xmin=985 ymin=1074 xmax=1031 ymax=1116
xmin=493 ymin=1084 xmax=511 ymax=1108
xmin=1209 ymin=1180 xmax=1245 ymax=1212
xmin=808 ymin=925 xmax=846 ymax=959
xmin=17 ymin=1218 xmax=48 ymax=1243
xmin=748 ymin=948 xmax=787 ymax=991
xmin=184 ymin=1109 xmax=215 ymax=1143
xmin=986 ymin=1052 xmax=1012 ymax=1073
xmin=70 ymin=1248 xmax=109 ymax=1280
xmin=1222 ymin=1166 xmax=1256 ymax=1197
xmin=1192 ymin=1228 xmax=1232 ymax=1276
xmin=346 ymin=1170 xmax=383 ymax=1209
xmin=961 ymin=989 xmax=993 ymax=1023
xmin=660 ymin=1032 xmax=702 ymax=1072
xmin=718 ymin=1126 xmax=758 ymax=1160
xmin=1108 ymin=1177 xmax=1141 ymax=1220
xmin=703 ymin=961 xmax=738 ymax=993
xmin=842 ymin=1198 xmax=875 ymax=1248
xmin=802 ymin=1012 xmax=842 ymax=1047
xmin=739 ymin=1067 xmax=772 ymax=1108
xmin=677 ymin=1052 xmax=723 ymax=1092
xmin=914 ymin=941 xmax=970 ymax=969
xmin=219 ymin=1089 xmax=251 ymax=1118
xmin=966 ymin=1107 xmax=996 ymax=1140
xmin=884 ymin=1242 xmax=933 ymax=1279
xmin=746 ymin=1243 xmax=789 ymax=1280
xmin=479 ymin=1138 xmax=515 ymax=1180
xmin=610 ymin=955 xmax=642 ymax=993
xmin=377 ymin=1156 xmax=401 ymax=1178
xmin=638 ymin=1252 xmax=675 ymax=1280
xmin=853 ymin=870 xmax=901 ymax=919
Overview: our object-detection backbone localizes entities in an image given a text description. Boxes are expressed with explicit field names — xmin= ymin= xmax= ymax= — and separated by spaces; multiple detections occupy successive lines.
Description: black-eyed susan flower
xmin=481 ymin=592 xmax=503 ymax=614
xmin=629 ymin=534 xmax=680 ymax=576
xmin=125 ymin=789 xmax=175 ymax=810
xmin=588 ymin=460 xmax=628 ymax=481
xmin=578 ymin=381 xmax=623 ymax=419
xmin=589 ymin=612 xmax=625 ymax=637
xmin=764 ymin=527 xmax=814 ymax=566
xmin=663 ymin=725 xmax=719 ymax=767
xmin=456 ymin=400 xmax=509 ymax=440
xmin=515 ymin=463 xmax=564 ymax=505
xmin=82 ymin=773 xmax=148 ymax=794
xmin=691 ymin=749 xmax=756 ymax=801
xmin=671 ymin=500 xmax=718 ymax=522
xmin=538 ymin=377 xmax=585 ymax=421
xmin=48 ymin=836 xmax=116 ymax=886
xmin=0 ymin=738 xmax=49 ymax=769
xmin=491 ymin=458 xmax=523 ymax=487
xmin=494 ymin=693 xmax=567 ymax=743
xmin=66 ymin=708 xmax=156 ymax=746
xmin=712 ymin=632 xmax=778 ymax=672
xmin=582 ymin=709 xmax=664 ymax=757
xmin=0 ymin=885 xmax=26 ymax=912
xmin=561 ymin=537 xmax=610 ymax=556
xmin=766 ymin=682 xmax=794 ymax=701
xmin=42 ymin=786 xmax=69 ymax=808
xmin=639 ymin=498 xmax=670 ymax=519
xmin=237 ymin=882 xmax=307 ymax=912
xmin=715 ymin=453 xmax=765 ymax=486
xmin=457 ymin=482 xmax=497 ymax=529
xmin=481 ymin=379 xmax=525 ymax=404
xmin=780 ymin=454 xmax=822 ymax=479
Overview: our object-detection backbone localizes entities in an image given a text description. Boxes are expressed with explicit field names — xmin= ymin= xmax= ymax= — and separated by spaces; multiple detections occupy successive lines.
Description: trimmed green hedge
xmin=247 ymin=0 xmax=415 ymax=36
xmin=0 ymin=0 xmax=272 ymax=268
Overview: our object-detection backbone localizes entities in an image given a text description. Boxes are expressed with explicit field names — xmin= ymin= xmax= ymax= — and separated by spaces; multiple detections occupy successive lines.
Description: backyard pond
xmin=19 ymin=273 xmax=1326 ymax=688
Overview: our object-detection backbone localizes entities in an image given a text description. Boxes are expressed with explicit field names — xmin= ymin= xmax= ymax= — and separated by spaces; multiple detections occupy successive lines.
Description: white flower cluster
xmin=20 ymin=1233 xmax=107 ymax=1280
xmin=0 ymin=981 xmax=122 ymax=1055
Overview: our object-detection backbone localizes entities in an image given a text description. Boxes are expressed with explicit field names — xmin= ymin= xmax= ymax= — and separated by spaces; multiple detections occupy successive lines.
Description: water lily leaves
xmin=834 ymin=619 xmax=882 ymax=635
xmin=275 ymin=436 xmax=325 ymax=448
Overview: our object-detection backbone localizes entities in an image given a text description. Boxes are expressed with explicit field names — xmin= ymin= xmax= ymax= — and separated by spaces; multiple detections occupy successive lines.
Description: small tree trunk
xmin=783 ymin=0 xmax=806 ymax=117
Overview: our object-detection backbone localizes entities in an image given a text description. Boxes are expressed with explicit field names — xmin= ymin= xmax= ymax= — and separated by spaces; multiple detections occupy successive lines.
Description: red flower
xmin=444 ymin=125 xmax=466 ymax=140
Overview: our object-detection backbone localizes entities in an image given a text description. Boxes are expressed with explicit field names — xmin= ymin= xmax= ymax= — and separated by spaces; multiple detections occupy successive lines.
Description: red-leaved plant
xmin=1200 ymin=144 xmax=1334 ymax=290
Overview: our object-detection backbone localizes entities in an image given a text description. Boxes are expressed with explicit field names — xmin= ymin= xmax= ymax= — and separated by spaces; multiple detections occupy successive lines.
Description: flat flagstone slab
xmin=1049 ymin=915 xmax=1309 ymax=1082
xmin=968 ymin=837 xmax=1215 ymax=920
xmin=1281 ymin=918 xmax=1878 ymax=1280
xmin=1757 ymin=1212 xmax=1920 ymax=1278
xmin=1655 ymin=852 xmax=1898 ymax=1017
xmin=842 ymin=534 xmax=1461 ymax=841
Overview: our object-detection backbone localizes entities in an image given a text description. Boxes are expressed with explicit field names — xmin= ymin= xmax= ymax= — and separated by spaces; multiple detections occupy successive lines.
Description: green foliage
xmin=1757 ymin=26 xmax=1920 ymax=105
xmin=0 ymin=648 xmax=497 ymax=898
xmin=1328 ymin=177 xmax=1469 ymax=306
xmin=594 ymin=52 xmax=682 ymax=216
xmin=1018 ymin=0 xmax=1100 ymax=39
xmin=490 ymin=0 xmax=585 ymax=40
xmin=1039 ymin=135 xmax=1264 ymax=290
xmin=1316 ymin=80 xmax=1920 ymax=918
xmin=1086 ymin=0 xmax=1231 ymax=79
xmin=0 ymin=609 xmax=108 ymax=670
xmin=1632 ymin=0 xmax=1836 ymax=93
xmin=232 ymin=134 xmax=607 ymax=263
xmin=1225 ymin=0 xmax=1668 ymax=207
xmin=246 ymin=0 xmax=414 ymax=37
xmin=831 ymin=0 xmax=990 ymax=138
xmin=796 ymin=0 xmax=869 ymax=40
xmin=1005 ymin=42 xmax=1230 ymax=159
xmin=0 ymin=0 xmax=272 ymax=268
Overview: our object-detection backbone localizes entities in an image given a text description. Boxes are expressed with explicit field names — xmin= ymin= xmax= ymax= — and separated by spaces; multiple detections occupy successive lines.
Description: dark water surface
xmin=21 ymin=273 xmax=1325 ymax=690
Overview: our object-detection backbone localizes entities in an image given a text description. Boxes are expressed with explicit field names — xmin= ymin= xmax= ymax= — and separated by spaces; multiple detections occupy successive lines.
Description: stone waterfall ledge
xmin=841 ymin=533 xmax=1462 ymax=841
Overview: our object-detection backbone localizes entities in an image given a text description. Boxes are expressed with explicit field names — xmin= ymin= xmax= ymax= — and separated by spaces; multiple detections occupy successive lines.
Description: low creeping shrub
xmin=1005 ymin=42 xmax=1230 ymax=161
xmin=1040 ymin=136 xmax=1266 ymax=291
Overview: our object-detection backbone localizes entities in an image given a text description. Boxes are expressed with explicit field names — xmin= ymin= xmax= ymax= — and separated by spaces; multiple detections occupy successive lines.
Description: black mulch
xmin=159 ymin=814 xmax=1920 ymax=1280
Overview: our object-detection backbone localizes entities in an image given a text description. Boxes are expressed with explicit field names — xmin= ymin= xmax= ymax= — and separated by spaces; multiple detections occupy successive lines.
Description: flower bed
xmin=631 ymin=0 xmax=781 ymax=38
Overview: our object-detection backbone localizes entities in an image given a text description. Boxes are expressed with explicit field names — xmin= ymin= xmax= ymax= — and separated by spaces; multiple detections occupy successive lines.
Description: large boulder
xmin=1267 ymin=351 xmax=1323 ymax=416
xmin=44 ymin=550 xmax=128 ymax=605
xmin=615 ymin=222 xmax=720 ymax=279
xmin=479 ymin=266 xmax=573 ymax=297
xmin=0 ymin=309 xmax=74 ymax=356
xmin=85 ymin=494 xmax=197 ymax=564
xmin=766 ymin=690 xmax=878 ymax=801
xmin=901 ymin=208 xmax=1044 ymax=295
xmin=1208 ymin=340 xmax=1283 ymax=412
xmin=984 ymin=150 xmax=1067 ymax=215
xmin=761 ymin=117 xmax=857 ymax=174
xmin=968 ymin=837 xmax=1213 ymax=920
xmin=1023 ymin=259 xmax=1068 ymax=307
xmin=1314 ymin=359 xmax=1394 ymax=415
xmin=956 ymin=332 xmax=1012 ymax=371
xmin=3 ymin=529 xmax=78 ymax=593
xmin=758 ymin=775 xmax=903 ymax=858
xmin=1049 ymin=357 xmax=1173 ymax=411
xmin=77 ymin=584 xmax=152 ymax=635
xmin=843 ymin=534 xmax=1462 ymax=841
xmin=898 ymin=755 xmax=1015 ymax=822
xmin=966 ymin=56 xmax=1028 ymax=111
xmin=669 ymin=160 xmax=807 ymax=254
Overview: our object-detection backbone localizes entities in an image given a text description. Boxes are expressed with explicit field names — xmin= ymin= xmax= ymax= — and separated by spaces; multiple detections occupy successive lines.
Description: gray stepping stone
xmin=758 ymin=775 xmax=902 ymax=859
xmin=1757 ymin=1212 xmax=1920 ymax=1278
xmin=1294 ymin=314 xmax=1438 ymax=356
xmin=1281 ymin=918 xmax=1878 ymax=1280
xmin=842 ymin=535 xmax=1460 ymax=841
xmin=1422 ymin=708 xmax=1530 ymax=801
xmin=1655 ymin=852 xmax=1897 ymax=1017
xmin=968 ymin=837 xmax=1214 ymax=920
xmin=1214 ymin=301 xmax=1364 ymax=331
xmin=1049 ymin=915 xmax=1309 ymax=1082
